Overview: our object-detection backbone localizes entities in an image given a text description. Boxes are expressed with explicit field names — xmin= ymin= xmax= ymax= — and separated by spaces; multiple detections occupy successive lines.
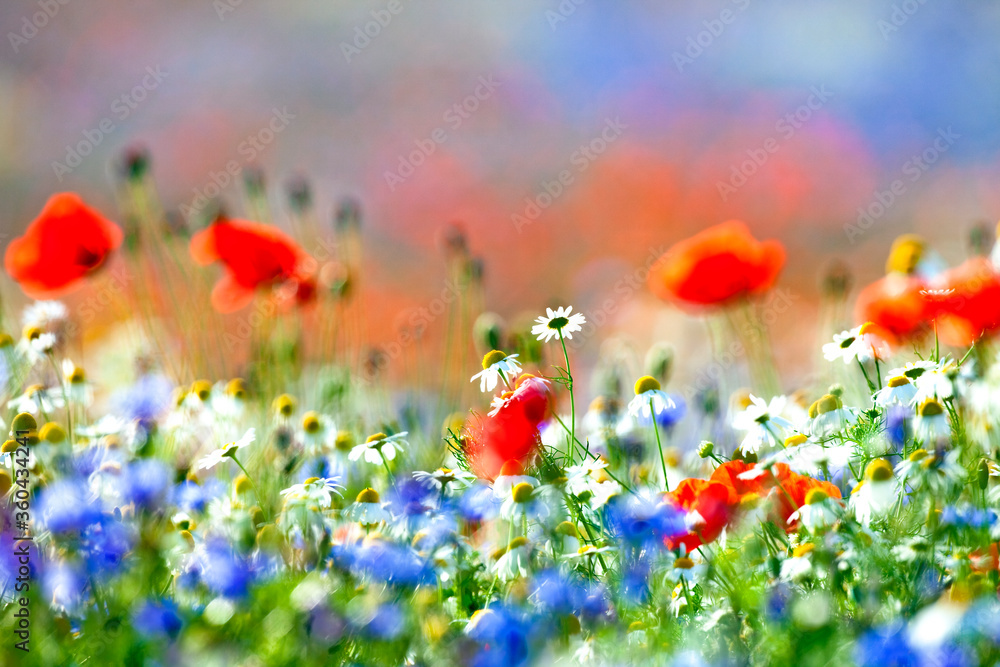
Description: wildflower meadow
xmin=4 ymin=3 xmax=1000 ymax=666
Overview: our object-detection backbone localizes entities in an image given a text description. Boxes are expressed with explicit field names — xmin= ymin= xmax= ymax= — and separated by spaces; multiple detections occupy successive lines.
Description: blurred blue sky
xmin=2 ymin=0 xmax=999 ymax=358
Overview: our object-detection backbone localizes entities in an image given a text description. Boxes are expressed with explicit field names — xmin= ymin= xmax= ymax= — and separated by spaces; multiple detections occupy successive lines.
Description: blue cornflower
xmin=335 ymin=537 xmax=433 ymax=587
xmin=620 ymin=564 xmax=650 ymax=605
xmin=387 ymin=475 xmax=437 ymax=527
xmin=578 ymin=582 xmax=613 ymax=623
xmin=42 ymin=560 xmax=86 ymax=613
xmin=458 ymin=483 xmax=501 ymax=523
xmin=605 ymin=492 xmax=686 ymax=548
xmin=113 ymin=373 xmax=173 ymax=429
xmin=885 ymin=405 xmax=910 ymax=449
xmin=191 ymin=539 xmax=254 ymax=598
xmin=172 ymin=479 xmax=224 ymax=514
xmin=37 ymin=479 xmax=102 ymax=533
xmin=122 ymin=459 xmax=171 ymax=510
xmin=465 ymin=605 xmax=530 ymax=667
xmin=940 ymin=505 xmax=996 ymax=530
xmin=530 ymin=569 xmax=582 ymax=616
xmin=81 ymin=517 xmax=133 ymax=576
xmin=855 ymin=622 xmax=920 ymax=667
xmin=362 ymin=602 xmax=405 ymax=640
xmin=133 ymin=599 xmax=183 ymax=639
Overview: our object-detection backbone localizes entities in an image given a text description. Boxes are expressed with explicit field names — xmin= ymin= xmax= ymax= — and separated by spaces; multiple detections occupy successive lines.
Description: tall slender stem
xmin=651 ymin=398 xmax=669 ymax=492
xmin=558 ymin=330 xmax=576 ymax=466
xmin=231 ymin=455 xmax=267 ymax=520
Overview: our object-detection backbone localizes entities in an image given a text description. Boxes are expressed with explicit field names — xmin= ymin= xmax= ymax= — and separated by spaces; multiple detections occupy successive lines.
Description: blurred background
xmin=2 ymin=0 xmax=999 ymax=393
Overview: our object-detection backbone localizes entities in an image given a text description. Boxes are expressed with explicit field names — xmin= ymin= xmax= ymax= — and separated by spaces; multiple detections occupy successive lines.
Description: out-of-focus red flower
xmin=666 ymin=463 xmax=839 ymax=546
xmin=463 ymin=374 xmax=552 ymax=480
xmin=190 ymin=217 xmax=315 ymax=313
xmin=771 ymin=472 xmax=842 ymax=530
xmin=664 ymin=478 xmax=733 ymax=552
xmin=934 ymin=257 xmax=1000 ymax=346
xmin=648 ymin=220 xmax=785 ymax=308
xmin=854 ymin=274 xmax=931 ymax=341
xmin=5 ymin=192 xmax=123 ymax=298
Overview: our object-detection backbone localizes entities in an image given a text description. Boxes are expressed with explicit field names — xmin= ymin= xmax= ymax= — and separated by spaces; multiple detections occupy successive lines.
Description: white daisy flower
xmin=667 ymin=552 xmax=708 ymax=583
xmin=22 ymin=300 xmax=68 ymax=331
xmin=197 ymin=428 xmax=256 ymax=470
xmin=470 ymin=350 xmax=521 ymax=393
xmin=500 ymin=480 xmax=553 ymax=524
xmin=849 ymin=459 xmax=898 ymax=526
xmin=806 ymin=394 xmax=859 ymax=438
xmin=531 ymin=306 xmax=586 ymax=343
xmin=892 ymin=536 xmax=932 ymax=563
xmin=348 ymin=431 xmax=408 ymax=465
xmin=732 ymin=395 xmax=793 ymax=455
xmin=771 ymin=437 xmax=854 ymax=477
xmin=780 ymin=544 xmax=819 ymax=582
xmin=345 ymin=487 xmax=392 ymax=525
xmin=491 ymin=461 xmax=537 ymax=500
xmin=894 ymin=448 xmax=964 ymax=493
xmin=874 ymin=374 xmax=918 ymax=407
xmin=787 ymin=488 xmax=841 ymax=533
xmin=912 ymin=363 xmax=958 ymax=404
xmin=822 ymin=323 xmax=890 ymax=364
xmin=19 ymin=332 xmax=57 ymax=364
xmin=913 ymin=398 xmax=950 ymax=444
xmin=627 ymin=375 xmax=676 ymax=420
xmin=564 ymin=544 xmax=616 ymax=574
xmin=487 ymin=392 xmax=512 ymax=417
xmin=299 ymin=411 xmax=337 ymax=457
xmin=412 ymin=467 xmax=477 ymax=491
xmin=279 ymin=476 xmax=344 ymax=508
xmin=493 ymin=537 xmax=532 ymax=581
xmin=7 ymin=384 xmax=65 ymax=415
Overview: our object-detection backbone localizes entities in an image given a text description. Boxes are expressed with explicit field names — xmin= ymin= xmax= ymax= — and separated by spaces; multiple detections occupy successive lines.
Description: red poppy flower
xmin=463 ymin=374 xmax=552 ymax=480
xmin=934 ymin=257 xmax=1000 ymax=346
xmin=190 ymin=217 xmax=315 ymax=313
xmin=771 ymin=472 xmax=841 ymax=530
xmin=5 ymin=192 xmax=123 ymax=298
xmin=664 ymin=478 xmax=733 ymax=552
xmin=854 ymin=273 xmax=931 ymax=341
xmin=648 ymin=220 xmax=785 ymax=308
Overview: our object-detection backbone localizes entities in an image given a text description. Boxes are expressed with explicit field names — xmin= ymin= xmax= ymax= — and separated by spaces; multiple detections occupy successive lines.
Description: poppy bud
xmin=821 ymin=259 xmax=852 ymax=299
xmin=334 ymin=197 xmax=362 ymax=234
xmin=285 ymin=173 xmax=312 ymax=213
xmin=118 ymin=144 xmax=150 ymax=182
xmin=978 ymin=459 xmax=990 ymax=491
xmin=644 ymin=343 xmax=675 ymax=386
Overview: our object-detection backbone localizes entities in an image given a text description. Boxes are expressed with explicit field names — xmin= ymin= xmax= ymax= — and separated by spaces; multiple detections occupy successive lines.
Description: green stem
xmin=558 ymin=330 xmax=576 ymax=466
xmin=231 ymin=455 xmax=267 ymax=520
xmin=651 ymin=398 xmax=669 ymax=492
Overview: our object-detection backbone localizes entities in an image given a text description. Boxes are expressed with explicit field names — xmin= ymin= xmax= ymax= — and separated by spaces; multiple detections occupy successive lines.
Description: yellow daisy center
xmin=356 ymin=487 xmax=380 ymax=504
xmin=512 ymin=482 xmax=535 ymax=503
xmin=865 ymin=458 xmax=894 ymax=482
xmin=634 ymin=375 xmax=661 ymax=395
xmin=482 ymin=350 xmax=507 ymax=370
